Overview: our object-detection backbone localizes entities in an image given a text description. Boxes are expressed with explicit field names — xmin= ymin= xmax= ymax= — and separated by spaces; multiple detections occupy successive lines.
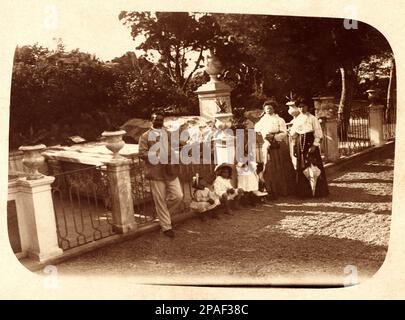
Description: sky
xmin=12 ymin=2 xmax=142 ymax=61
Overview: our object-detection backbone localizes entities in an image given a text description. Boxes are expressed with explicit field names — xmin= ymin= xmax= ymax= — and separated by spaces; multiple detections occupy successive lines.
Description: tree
xmin=119 ymin=12 xmax=225 ymax=93
xmin=110 ymin=51 xmax=200 ymax=117
xmin=10 ymin=44 xmax=120 ymax=148
xmin=213 ymin=15 xmax=336 ymax=105
xmin=386 ymin=57 xmax=396 ymax=119
xmin=214 ymin=15 xmax=393 ymax=136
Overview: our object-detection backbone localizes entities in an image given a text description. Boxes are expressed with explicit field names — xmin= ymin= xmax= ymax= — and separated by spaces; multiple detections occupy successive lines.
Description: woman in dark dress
xmin=254 ymin=100 xmax=296 ymax=198
xmin=289 ymin=101 xmax=329 ymax=198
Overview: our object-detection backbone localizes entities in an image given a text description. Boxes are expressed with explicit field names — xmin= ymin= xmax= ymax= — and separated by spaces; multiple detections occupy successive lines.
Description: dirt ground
xmin=52 ymin=146 xmax=393 ymax=286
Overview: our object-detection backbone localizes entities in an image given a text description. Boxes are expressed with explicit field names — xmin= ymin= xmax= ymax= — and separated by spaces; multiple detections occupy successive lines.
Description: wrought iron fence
xmin=51 ymin=165 xmax=115 ymax=250
xmin=178 ymin=162 xmax=217 ymax=203
xmin=338 ymin=106 xmax=371 ymax=156
xmin=383 ymin=106 xmax=396 ymax=140
xmin=129 ymin=157 xmax=156 ymax=224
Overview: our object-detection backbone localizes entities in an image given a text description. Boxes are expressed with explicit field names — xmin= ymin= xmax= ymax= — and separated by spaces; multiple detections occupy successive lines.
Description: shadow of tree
xmin=54 ymin=145 xmax=394 ymax=286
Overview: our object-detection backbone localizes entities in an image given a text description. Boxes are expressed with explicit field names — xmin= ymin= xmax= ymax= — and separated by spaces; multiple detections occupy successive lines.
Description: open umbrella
xmin=303 ymin=164 xmax=321 ymax=196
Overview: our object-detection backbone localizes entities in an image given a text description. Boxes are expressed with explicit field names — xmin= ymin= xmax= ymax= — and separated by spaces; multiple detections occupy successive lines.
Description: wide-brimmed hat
xmin=214 ymin=163 xmax=234 ymax=174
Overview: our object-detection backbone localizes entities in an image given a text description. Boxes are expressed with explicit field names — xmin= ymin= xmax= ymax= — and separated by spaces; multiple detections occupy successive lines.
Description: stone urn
xmin=102 ymin=130 xmax=126 ymax=158
xmin=18 ymin=144 xmax=46 ymax=180
xmin=205 ymin=49 xmax=223 ymax=82
xmin=313 ymin=96 xmax=337 ymax=118
xmin=366 ymin=89 xmax=379 ymax=105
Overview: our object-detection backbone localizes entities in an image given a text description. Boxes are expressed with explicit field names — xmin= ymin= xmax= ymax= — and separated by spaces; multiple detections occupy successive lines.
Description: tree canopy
xmin=9 ymin=13 xmax=394 ymax=150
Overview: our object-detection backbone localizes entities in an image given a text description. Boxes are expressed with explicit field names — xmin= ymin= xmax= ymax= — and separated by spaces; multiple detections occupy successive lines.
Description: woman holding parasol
xmin=289 ymin=99 xmax=329 ymax=198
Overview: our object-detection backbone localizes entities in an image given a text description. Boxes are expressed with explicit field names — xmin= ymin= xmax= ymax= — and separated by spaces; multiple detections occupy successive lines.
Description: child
xmin=213 ymin=163 xmax=243 ymax=215
xmin=236 ymin=161 xmax=268 ymax=207
xmin=189 ymin=174 xmax=221 ymax=220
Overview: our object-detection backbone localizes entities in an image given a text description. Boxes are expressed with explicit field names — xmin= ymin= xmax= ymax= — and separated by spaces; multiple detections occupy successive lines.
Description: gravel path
xmin=54 ymin=147 xmax=393 ymax=286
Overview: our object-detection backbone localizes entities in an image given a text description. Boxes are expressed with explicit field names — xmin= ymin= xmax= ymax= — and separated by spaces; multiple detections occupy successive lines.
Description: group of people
xmin=254 ymin=99 xmax=329 ymax=199
xmin=138 ymin=99 xmax=329 ymax=238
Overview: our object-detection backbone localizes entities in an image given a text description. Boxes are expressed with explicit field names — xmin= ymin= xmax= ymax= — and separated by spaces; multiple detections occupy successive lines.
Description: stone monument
xmin=195 ymin=49 xmax=232 ymax=119
xmin=195 ymin=49 xmax=235 ymax=165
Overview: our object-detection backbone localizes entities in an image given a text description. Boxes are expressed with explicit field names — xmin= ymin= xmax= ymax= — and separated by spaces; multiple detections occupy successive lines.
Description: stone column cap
xmin=369 ymin=104 xmax=384 ymax=110
xmin=101 ymin=130 xmax=127 ymax=137
xmin=195 ymin=80 xmax=232 ymax=94
xmin=18 ymin=175 xmax=55 ymax=187
xmin=18 ymin=144 xmax=46 ymax=152
xmin=102 ymin=157 xmax=132 ymax=167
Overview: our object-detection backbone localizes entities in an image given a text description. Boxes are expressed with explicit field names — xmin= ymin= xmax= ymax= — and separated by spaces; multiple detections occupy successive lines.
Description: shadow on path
xmin=54 ymin=145 xmax=394 ymax=285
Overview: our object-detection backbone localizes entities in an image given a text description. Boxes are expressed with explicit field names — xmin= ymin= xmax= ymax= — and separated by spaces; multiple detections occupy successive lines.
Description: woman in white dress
xmin=254 ymin=100 xmax=296 ymax=198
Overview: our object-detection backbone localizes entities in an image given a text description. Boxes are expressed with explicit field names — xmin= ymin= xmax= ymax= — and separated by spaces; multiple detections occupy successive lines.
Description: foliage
xmin=10 ymin=13 xmax=394 ymax=150
xmin=9 ymin=45 xmax=199 ymax=149
xmin=10 ymin=44 xmax=120 ymax=148
xmin=214 ymin=14 xmax=392 ymax=101
xmin=119 ymin=12 xmax=223 ymax=92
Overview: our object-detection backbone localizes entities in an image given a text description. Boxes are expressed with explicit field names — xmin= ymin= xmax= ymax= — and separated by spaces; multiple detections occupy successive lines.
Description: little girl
xmin=213 ymin=163 xmax=244 ymax=215
xmin=189 ymin=174 xmax=220 ymax=220
xmin=237 ymin=161 xmax=268 ymax=206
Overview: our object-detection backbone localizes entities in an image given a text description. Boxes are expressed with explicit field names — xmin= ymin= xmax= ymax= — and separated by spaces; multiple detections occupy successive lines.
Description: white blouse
xmin=289 ymin=112 xmax=323 ymax=147
xmin=254 ymin=114 xmax=287 ymax=141
xmin=213 ymin=176 xmax=234 ymax=197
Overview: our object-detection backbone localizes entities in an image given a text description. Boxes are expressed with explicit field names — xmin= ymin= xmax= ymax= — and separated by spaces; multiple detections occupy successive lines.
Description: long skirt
xmin=294 ymin=132 xmax=329 ymax=198
xmin=262 ymin=140 xmax=296 ymax=197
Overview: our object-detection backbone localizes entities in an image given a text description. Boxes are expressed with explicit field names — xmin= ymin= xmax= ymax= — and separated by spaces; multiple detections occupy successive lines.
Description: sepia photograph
xmin=1 ymin=0 xmax=403 ymax=298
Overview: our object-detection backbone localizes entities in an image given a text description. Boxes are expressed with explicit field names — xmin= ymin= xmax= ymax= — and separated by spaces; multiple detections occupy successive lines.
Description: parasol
xmin=303 ymin=164 xmax=321 ymax=196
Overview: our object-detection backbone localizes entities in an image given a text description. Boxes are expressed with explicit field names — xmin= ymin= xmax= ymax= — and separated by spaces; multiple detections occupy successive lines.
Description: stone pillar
xmin=104 ymin=158 xmax=136 ymax=233
xmin=195 ymin=82 xmax=232 ymax=119
xmin=369 ymin=104 xmax=385 ymax=146
xmin=323 ymin=117 xmax=340 ymax=162
xmin=312 ymin=96 xmax=340 ymax=162
xmin=17 ymin=176 xmax=63 ymax=262
xmin=195 ymin=51 xmax=232 ymax=119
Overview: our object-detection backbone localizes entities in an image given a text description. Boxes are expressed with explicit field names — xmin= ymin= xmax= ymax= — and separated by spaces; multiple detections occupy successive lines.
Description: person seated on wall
xmin=213 ymin=163 xmax=244 ymax=215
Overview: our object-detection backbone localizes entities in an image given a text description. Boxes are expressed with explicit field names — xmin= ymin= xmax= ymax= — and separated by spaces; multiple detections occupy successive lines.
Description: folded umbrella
xmin=303 ymin=164 xmax=321 ymax=196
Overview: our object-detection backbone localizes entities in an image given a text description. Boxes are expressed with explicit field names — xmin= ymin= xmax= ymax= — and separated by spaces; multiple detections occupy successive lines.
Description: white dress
xmin=236 ymin=162 xmax=259 ymax=192
xmin=213 ymin=176 xmax=239 ymax=200
xmin=289 ymin=112 xmax=323 ymax=146
xmin=254 ymin=113 xmax=288 ymax=141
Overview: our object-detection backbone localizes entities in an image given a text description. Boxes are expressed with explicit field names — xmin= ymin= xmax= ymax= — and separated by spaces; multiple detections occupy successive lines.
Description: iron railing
xmin=129 ymin=157 xmax=156 ymax=224
xmin=51 ymin=165 xmax=115 ymax=250
xmin=383 ymin=106 xmax=396 ymax=140
xmin=339 ymin=106 xmax=371 ymax=156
